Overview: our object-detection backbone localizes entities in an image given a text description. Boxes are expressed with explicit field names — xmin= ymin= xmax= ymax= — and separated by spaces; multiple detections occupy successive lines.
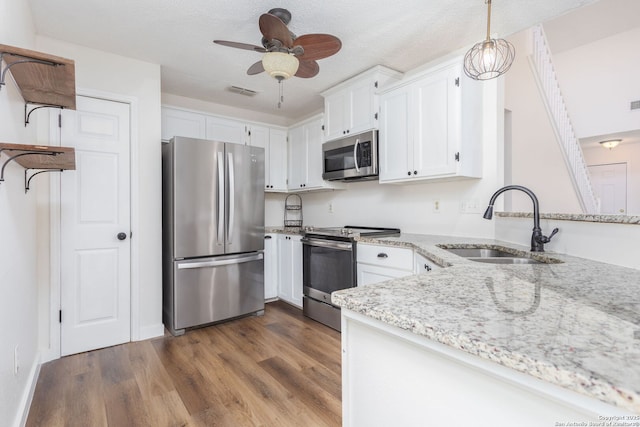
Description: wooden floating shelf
xmin=0 ymin=142 xmax=76 ymax=171
xmin=0 ymin=44 xmax=76 ymax=110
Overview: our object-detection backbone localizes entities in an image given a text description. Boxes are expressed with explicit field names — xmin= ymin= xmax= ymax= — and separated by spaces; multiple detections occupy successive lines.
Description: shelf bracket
xmin=24 ymin=102 xmax=64 ymax=127
xmin=0 ymin=150 xmax=59 ymax=183
xmin=0 ymin=52 xmax=62 ymax=91
xmin=24 ymin=168 xmax=64 ymax=193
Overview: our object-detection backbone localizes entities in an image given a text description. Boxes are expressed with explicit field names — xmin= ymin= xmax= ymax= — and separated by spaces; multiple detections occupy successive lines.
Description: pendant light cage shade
xmin=463 ymin=38 xmax=515 ymax=80
xmin=262 ymin=52 xmax=299 ymax=80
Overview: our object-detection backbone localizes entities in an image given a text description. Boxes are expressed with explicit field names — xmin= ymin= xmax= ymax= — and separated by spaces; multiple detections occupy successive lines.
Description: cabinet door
xmin=305 ymin=118 xmax=325 ymax=189
xmin=350 ymin=78 xmax=376 ymax=135
xmin=161 ymin=108 xmax=206 ymax=141
xmin=288 ymin=125 xmax=307 ymax=190
xmin=413 ymin=66 xmax=459 ymax=177
xmin=205 ymin=116 xmax=246 ymax=144
xmin=248 ymin=124 xmax=269 ymax=148
xmin=357 ymin=263 xmax=412 ymax=287
xmin=268 ymin=128 xmax=288 ymax=191
xmin=277 ymin=235 xmax=293 ymax=303
xmin=290 ymin=235 xmax=303 ymax=307
xmin=324 ymin=90 xmax=348 ymax=141
xmin=379 ymin=87 xmax=412 ymax=182
xmin=414 ymin=252 xmax=440 ymax=274
xmin=264 ymin=234 xmax=278 ymax=299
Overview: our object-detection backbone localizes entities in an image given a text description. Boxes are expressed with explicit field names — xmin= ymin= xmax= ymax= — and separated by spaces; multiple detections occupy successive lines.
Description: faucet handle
xmin=538 ymin=227 xmax=559 ymax=244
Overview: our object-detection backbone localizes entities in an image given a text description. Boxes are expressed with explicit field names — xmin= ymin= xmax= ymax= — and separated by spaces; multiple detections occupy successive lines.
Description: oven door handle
xmin=301 ymin=237 xmax=353 ymax=251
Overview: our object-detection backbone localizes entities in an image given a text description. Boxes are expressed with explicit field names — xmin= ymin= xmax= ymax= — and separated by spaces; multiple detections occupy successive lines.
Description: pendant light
xmin=463 ymin=0 xmax=515 ymax=80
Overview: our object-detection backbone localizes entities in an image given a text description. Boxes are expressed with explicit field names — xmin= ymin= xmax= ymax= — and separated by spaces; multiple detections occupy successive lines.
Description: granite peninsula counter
xmin=332 ymin=233 xmax=640 ymax=422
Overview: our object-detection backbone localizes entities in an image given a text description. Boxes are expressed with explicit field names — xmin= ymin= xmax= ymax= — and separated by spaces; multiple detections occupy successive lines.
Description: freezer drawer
xmin=172 ymin=252 xmax=264 ymax=333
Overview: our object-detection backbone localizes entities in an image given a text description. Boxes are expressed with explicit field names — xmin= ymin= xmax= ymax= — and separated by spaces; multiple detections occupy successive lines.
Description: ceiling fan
xmin=213 ymin=8 xmax=342 ymax=81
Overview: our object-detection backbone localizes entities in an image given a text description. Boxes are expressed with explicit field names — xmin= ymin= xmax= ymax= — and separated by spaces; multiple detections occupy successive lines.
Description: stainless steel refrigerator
xmin=162 ymin=136 xmax=265 ymax=336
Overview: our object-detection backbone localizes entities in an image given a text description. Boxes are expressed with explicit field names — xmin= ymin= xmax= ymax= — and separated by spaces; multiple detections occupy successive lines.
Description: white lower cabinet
xmin=357 ymin=243 xmax=440 ymax=286
xmin=342 ymin=310 xmax=617 ymax=427
xmin=277 ymin=234 xmax=303 ymax=307
xmin=263 ymin=234 xmax=278 ymax=300
xmin=357 ymin=244 xmax=414 ymax=286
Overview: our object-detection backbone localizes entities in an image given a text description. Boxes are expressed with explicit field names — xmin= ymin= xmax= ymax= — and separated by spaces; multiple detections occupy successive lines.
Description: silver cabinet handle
xmin=377 ymin=253 xmax=388 ymax=258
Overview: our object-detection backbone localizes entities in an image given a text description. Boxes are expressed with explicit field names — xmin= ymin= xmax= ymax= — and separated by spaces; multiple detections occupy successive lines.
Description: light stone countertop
xmin=332 ymin=233 xmax=640 ymax=413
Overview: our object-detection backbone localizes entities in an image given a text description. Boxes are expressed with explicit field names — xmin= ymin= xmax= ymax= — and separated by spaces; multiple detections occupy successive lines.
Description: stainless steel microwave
xmin=322 ymin=130 xmax=378 ymax=181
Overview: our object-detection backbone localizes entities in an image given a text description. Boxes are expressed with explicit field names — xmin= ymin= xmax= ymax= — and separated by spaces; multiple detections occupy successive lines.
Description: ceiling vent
xmin=227 ymin=86 xmax=259 ymax=97
xmin=631 ymin=100 xmax=640 ymax=111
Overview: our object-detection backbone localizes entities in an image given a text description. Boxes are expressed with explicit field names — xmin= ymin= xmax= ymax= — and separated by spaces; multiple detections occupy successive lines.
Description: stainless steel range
xmin=301 ymin=226 xmax=401 ymax=331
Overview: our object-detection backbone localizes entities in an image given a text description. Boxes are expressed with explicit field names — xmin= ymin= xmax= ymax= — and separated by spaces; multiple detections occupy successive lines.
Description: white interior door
xmin=60 ymin=96 xmax=131 ymax=356
xmin=588 ymin=163 xmax=627 ymax=214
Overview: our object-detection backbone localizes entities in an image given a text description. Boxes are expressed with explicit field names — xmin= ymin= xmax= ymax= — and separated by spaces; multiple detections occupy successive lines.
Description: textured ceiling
xmin=26 ymin=0 xmax=598 ymax=121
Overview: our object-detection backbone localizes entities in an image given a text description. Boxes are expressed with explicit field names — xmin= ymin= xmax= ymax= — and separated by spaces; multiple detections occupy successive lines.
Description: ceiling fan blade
xmin=294 ymin=34 xmax=342 ymax=61
xmin=247 ymin=61 xmax=265 ymax=75
xmin=214 ymin=40 xmax=266 ymax=53
xmin=295 ymin=60 xmax=320 ymax=78
xmin=259 ymin=13 xmax=293 ymax=47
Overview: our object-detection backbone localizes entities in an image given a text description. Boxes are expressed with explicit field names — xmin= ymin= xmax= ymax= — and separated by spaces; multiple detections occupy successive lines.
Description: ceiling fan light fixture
xmin=262 ymin=52 xmax=299 ymax=80
xmin=599 ymin=139 xmax=621 ymax=149
xmin=463 ymin=0 xmax=515 ymax=81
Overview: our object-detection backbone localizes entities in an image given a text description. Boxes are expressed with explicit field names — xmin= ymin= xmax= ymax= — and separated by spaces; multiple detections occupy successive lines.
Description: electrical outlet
xmin=328 ymin=203 xmax=333 ymax=213
xmin=14 ymin=345 xmax=19 ymax=375
xmin=433 ymin=200 xmax=441 ymax=213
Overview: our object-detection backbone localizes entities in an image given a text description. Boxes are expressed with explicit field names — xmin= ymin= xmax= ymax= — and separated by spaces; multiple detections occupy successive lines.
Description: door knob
xmin=117 ymin=232 xmax=127 ymax=241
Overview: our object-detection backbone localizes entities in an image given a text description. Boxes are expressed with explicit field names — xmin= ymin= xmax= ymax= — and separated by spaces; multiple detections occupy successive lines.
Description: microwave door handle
xmin=353 ymin=138 xmax=360 ymax=172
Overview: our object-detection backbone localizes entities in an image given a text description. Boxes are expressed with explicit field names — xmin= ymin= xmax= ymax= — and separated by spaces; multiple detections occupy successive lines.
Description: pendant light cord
xmin=485 ymin=0 xmax=492 ymax=41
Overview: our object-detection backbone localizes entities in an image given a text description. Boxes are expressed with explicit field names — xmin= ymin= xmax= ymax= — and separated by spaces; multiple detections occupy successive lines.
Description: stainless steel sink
xmin=443 ymin=248 xmax=517 ymax=258
xmin=438 ymin=245 xmax=560 ymax=265
xmin=471 ymin=257 xmax=542 ymax=265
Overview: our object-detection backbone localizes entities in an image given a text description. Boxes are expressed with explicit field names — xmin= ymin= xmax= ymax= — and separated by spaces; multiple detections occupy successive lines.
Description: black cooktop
xmin=303 ymin=225 xmax=401 ymax=239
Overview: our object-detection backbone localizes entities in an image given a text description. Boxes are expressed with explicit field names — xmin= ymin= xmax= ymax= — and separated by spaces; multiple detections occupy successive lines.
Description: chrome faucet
xmin=483 ymin=185 xmax=558 ymax=252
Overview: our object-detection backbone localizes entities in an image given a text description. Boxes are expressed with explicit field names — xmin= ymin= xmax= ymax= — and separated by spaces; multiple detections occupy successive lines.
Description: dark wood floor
xmin=26 ymin=301 xmax=342 ymax=427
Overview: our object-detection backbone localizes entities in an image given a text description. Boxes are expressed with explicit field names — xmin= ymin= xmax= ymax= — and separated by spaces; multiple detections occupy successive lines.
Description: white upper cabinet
xmin=205 ymin=115 xmax=246 ymax=144
xmin=322 ymin=66 xmax=402 ymax=142
xmin=265 ymin=128 xmax=288 ymax=192
xmin=246 ymin=124 xmax=269 ymax=148
xmin=287 ymin=115 xmax=344 ymax=192
xmin=379 ymin=60 xmax=483 ymax=183
xmin=161 ymin=107 xmax=206 ymax=141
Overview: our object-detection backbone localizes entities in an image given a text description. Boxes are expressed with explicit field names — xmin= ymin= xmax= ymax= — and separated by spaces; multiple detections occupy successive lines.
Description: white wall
xmin=553 ymin=27 xmax=640 ymax=139
xmin=503 ymin=30 xmax=582 ymax=214
xmin=34 ymin=37 xmax=164 ymax=348
xmin=495 ymin=216 xmax=640 ymax=270
xmin=0 ymin=1 xmax=40 ymax=425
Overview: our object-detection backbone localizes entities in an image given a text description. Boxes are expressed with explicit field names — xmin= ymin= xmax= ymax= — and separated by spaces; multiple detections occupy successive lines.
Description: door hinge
xmin=321 ymin=124 xmax=325 ymax=131
xmin=130 ymin=231 xmax=133 ymax=239
xmin=455 ymin=77 xmax=460 ymax=87
xmin=374 ymin=112 xmax=378 ymax=120
xmin=59 ymin=310 xmax=62 ymax=323
xmin=58 ymin=114 xmax=62 ymax=128
xmin=455 ymin=152 xmax=460 ymax=162
xmin=374 ymin=81 xmax=378 ymax=88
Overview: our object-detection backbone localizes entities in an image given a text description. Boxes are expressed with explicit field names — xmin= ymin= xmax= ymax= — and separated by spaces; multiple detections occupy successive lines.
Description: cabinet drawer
xmin=357 ymin=244 xmax=413 ymax=271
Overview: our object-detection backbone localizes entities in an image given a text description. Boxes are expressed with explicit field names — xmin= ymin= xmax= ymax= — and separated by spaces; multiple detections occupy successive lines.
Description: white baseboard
xmin=14 ymin=354 xmax=41 ymax=427
xmin=137 ymin=323 xmax=165 ymax=341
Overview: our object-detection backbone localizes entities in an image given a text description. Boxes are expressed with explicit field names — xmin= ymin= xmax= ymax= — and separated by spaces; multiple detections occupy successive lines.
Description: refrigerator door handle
xmin=177 ymin=253 xmax=263 ymax=269
xmin=227 ymin=152 xmax=235 ymax=245
xmin=217 ymin=152 xmax=224 ymax=245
